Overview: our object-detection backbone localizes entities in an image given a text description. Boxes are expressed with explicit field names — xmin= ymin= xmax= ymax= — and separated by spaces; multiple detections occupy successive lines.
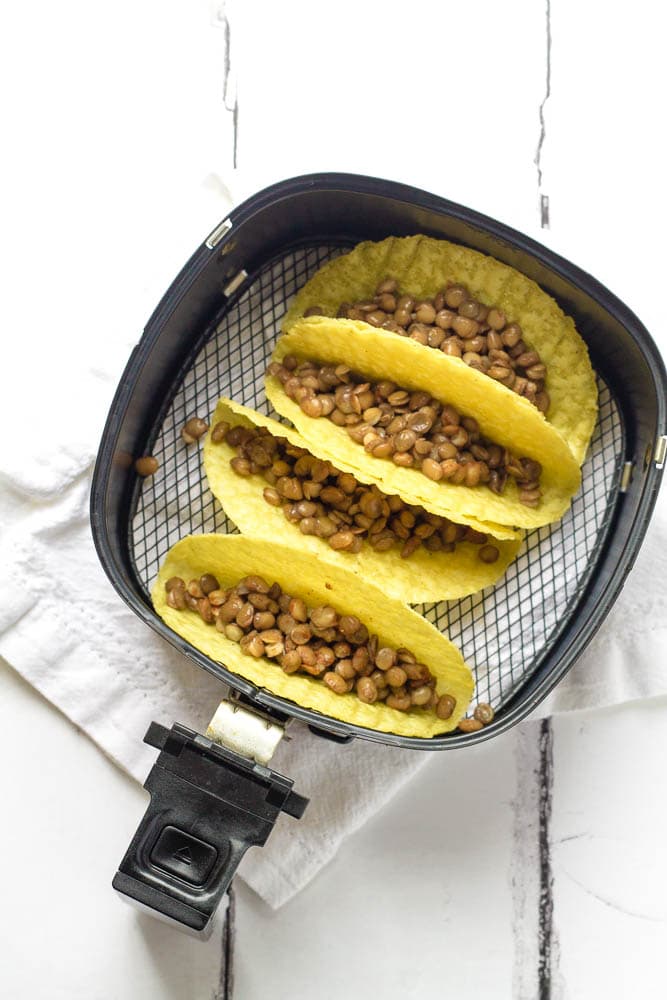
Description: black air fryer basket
xmin=91 ymin=173 xmax=666 ymax=933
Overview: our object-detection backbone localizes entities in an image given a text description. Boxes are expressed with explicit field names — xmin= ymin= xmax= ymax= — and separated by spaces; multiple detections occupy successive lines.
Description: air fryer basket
xmin=91 ymin=173 xmax=666 ymax=752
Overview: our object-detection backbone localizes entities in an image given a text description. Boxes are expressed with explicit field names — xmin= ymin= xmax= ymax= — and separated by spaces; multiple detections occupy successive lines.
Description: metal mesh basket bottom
xmin=132 ymin=244 xmax=625 ymax=711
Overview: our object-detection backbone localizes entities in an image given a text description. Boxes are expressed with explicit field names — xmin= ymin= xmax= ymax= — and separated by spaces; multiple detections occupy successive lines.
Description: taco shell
xmin=203 ymin=398 xmax=521 ymax=604
xmin=266 ymin=318 xmax=581 ymax=533
xmin=153 ymin=534 xmax=474 ymax=737
xmin=283 ymin=235 xmax=597 ymax=466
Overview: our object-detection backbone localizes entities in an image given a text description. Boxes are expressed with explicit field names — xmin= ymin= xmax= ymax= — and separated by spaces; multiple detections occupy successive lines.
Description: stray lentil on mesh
xmin=182 ymin=416 xmax=209 ymax=444
xmin=135 ymin=456 xmax=159 ymax=476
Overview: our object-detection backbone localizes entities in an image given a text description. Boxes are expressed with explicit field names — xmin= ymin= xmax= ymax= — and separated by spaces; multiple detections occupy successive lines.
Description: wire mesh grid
xmin=132 ymin=243 xmax=625 ymax=713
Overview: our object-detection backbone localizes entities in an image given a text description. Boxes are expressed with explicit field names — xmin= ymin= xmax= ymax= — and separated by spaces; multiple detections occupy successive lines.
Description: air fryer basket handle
xmin=112 ymin=722 xmax=308 ymax=935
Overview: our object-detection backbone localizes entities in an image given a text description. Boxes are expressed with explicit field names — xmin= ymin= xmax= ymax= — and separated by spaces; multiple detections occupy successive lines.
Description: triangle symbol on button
xmin=173 ymin=845 xmax=193 ymax=866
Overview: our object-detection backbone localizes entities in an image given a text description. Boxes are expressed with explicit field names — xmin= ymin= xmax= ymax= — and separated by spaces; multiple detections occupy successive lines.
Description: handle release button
xmin=150 ymin=826 xmax=218 ymax=886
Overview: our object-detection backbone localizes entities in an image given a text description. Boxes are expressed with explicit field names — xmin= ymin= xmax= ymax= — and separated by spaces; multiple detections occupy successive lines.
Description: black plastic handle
xmin=113 ymin=722 xmax=308 ymax=935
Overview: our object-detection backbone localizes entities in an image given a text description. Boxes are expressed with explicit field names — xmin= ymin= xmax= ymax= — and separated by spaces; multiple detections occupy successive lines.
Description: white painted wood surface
xmin=234 ymin=731 xmax=518 ymax=1000
xmin=2 ymin=0 xmax=666 ymax=997
xmin=551 ymin=704 xmax=667 ymax=1000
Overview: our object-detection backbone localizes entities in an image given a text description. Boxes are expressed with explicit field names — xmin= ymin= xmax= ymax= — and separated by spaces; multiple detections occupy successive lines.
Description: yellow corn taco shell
xmin=266 ymin=318 xmax=581 ymax=533
xmin=283 ymin=235 xmax=597 ymax=466
xmin=203 ymin=398 xmax=521 ymax=604
xmin=153 ymin=535 xmax=474 ymax=737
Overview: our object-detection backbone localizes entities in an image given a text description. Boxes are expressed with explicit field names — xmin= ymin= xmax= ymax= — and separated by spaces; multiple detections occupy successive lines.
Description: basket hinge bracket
xmin=205 ymin=697 xmax=287 ymax=765
xmin=619 ymin=461 xmax=634 ymax=492
xmin=222 ymin=268 xmax=248 ymax=297
xmin=205 ymin=217 xmax=233 ymax=249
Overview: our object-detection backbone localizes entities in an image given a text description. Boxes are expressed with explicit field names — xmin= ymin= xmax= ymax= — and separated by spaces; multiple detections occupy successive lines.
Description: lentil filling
xmin=305 ymin=277 xmax=550 ymax=413
xmin=267 ymin=357 xmax=544 ymax=508
xmin=211 ymin=419 xmax=500 ymax=563
xmin=164 ymin=572 xmax=458 ymax=718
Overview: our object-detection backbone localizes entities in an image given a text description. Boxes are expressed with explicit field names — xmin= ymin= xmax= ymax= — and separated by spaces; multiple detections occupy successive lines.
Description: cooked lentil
xmin=212 ymin=421 xmax=500 ymax=561
xmin=182 ymin=416 xmax=210 ymax=444
xmin=473 ymin=702 xmax=495 ymax=724
xmin=166 ymin=573 xmax=459 ymax=717
xmin=323 ymin=278 xmax=550 ymax=413
xmin=457 ymin=717 xmax=485 ymax=733
xmin=135 ymin=455 xmax=159 ymax=477
xmin=267 ymin=357 xmax=543 ymax=507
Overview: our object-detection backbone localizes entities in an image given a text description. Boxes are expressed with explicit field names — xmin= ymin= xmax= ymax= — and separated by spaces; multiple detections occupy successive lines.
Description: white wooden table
xmin=2 ymin=1 xmax=666 ymax=997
